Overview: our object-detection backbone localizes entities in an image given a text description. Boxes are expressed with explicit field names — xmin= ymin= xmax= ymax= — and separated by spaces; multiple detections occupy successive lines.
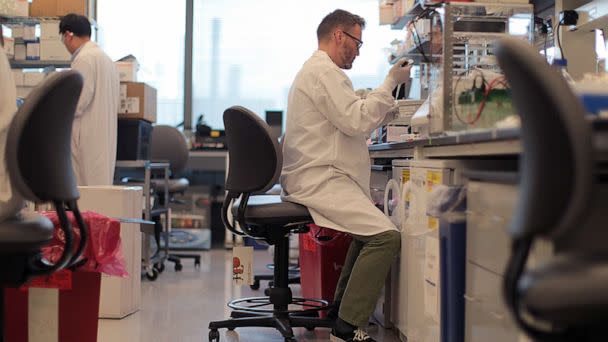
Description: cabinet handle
xmin=490 ymin=311 xmax=505 ymax=320
xmin=491 ymin=215 xmax=505 ymax=223
xmin=463 ymin=294 xmax=478 ymax=303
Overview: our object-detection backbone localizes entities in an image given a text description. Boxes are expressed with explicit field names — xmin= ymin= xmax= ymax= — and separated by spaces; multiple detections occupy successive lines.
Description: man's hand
xmin=387 ymin=58 xmax=412 ymax=85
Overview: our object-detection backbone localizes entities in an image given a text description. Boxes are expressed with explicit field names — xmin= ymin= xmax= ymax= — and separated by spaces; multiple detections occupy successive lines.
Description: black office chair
xmin=148 ymin=125 xmax=200 ymax=271
xmin=208 ymin=106 xmax=331 ymax=342
xmin=1 ymin=71 xmax=89 ymax=340
xmin=496 ymin=37 xmax=608 ymax=341
xmin=250 ymin=136 xmax=301 ymax=292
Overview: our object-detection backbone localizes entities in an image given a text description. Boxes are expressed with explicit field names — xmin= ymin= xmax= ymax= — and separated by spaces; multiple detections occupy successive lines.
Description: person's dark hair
xmin=59 ymin=14 xmax=92 ymax=37
xmin=317 ymin=9 xmax=366 ymax=42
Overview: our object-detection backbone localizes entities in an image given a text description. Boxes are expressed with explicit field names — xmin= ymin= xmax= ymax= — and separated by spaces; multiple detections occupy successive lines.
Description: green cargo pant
xmin=333 ymin=230 xmax=401 ymax=327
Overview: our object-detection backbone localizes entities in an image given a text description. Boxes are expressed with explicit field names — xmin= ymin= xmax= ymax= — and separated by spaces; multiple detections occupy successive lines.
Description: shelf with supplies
xmin=390 ymin=39 xmax=432 ymax=64
xmin=0 ymin=15 xmax=98 ymax=28
xmin=10 ymin=60 xmax=70 ymax=68
xmin=390 ymin=2 xmax=425 ymax=30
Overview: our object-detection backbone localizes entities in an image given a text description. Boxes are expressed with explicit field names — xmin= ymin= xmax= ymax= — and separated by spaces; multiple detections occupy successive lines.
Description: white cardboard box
xmin=3 ymin=36 xmax=14 ymax=57
xmin=40 ymin=39 xmax=70 ymax=61
xmin=0 ymin=0 xmax=28 ymax=16
xmin=77 ymin=186 xmax=143 ymax=319
xmin=14 ymin=42 xmax=25 ymax=60
xmin=40 ymin=20 xmax=61 ymax=40
xmin=23 ymin=24 xmax=36 ymax=42
xmin=115 ymin=61 xmax=138 ymax=82
xmin=26 ymin=42 xmax=40 ymax=60
xmin=11 ymin=25 xmax=23 ymax=39
xmin=23 ymin=71 xmax=45 ymax=86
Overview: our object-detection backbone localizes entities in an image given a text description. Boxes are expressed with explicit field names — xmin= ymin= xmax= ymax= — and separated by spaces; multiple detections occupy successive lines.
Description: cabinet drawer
xmin=466 ymin=211 xmax=512 ymax=275
xmin=465 ymin=262 xmax=506 ymax=316
xmin=465 ymin=293 xmax=522 ymax=342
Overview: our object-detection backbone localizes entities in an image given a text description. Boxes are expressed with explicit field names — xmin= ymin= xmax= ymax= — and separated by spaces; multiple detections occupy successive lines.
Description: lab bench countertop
xmin=369 ymin=118 xmax=608 ymax=160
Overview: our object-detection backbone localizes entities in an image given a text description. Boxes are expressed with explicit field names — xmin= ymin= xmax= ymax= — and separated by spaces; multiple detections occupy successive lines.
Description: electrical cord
xmin=453 ymin=69 xmax=509 ymax=126
xmin=411 ymin=22 xmax=431 ymax=63
xmin=408 ymin=7 xmax=438 ymax=64
xmin=556 ymin=19 xmax=565 ymax=64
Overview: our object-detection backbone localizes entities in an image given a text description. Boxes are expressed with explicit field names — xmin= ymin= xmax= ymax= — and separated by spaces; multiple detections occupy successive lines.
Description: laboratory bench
xmin=367 ymin=118 xmax=608 ymax=342
xmin=369 ymin=118 xmax=608 ymax=160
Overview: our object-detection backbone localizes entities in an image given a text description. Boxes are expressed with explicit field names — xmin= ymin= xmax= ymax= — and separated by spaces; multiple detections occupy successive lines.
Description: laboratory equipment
xmin=402 ymin=2 xmax=534 ymax=135
xmin=399 ymin=159 xmax=514 ymax=342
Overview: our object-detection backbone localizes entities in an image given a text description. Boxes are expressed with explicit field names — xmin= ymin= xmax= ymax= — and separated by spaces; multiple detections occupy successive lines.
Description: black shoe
xmin=330 ymin=318 xmax=376 ymax=342
xmin=330 ymin=328 xmax=376 ymax=342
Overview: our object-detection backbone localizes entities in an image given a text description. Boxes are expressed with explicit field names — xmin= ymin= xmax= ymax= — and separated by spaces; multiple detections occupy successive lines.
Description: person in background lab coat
xmin=0 ymin=45 xmax=24 ymax=221
xmin=280 ymin=9 xmax=412 ymax=342
xmin=60 ymin=14 xmax=119 ymax=186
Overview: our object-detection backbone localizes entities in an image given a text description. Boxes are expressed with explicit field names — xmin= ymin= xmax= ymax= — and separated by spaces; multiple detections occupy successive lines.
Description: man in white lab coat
xmin=281 ymin=9 xmax=412 ymax=342
xmin=0 ymin=45 xmax=23 ymax=221
xmin=60 ymin=14 xmax=119 ymax=186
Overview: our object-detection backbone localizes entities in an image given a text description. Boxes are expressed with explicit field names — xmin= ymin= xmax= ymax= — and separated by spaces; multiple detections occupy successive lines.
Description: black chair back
xmin=496 ymin=37 xmax=595 ymax=340
xmin=223 ymin=106 xmax=281 ymax=195
xmin=496 ymin=37 xmax=593 ymax=240
xmin=6 ymin=71 xmax=83 ymax=203
xmin=4 ymin=70 xmax=88 ymax=275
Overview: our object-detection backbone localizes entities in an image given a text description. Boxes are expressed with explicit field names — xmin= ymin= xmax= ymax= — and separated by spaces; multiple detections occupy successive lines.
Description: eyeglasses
xmin=342 ymin=31 xmax=363 ymax=50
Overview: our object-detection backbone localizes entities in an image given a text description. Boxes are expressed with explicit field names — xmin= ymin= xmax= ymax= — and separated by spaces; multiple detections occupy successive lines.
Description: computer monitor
xmin=265 ymin=110 xmax=283 ymax=142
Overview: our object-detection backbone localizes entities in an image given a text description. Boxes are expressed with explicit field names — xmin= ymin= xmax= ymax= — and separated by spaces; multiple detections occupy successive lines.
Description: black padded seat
xmin=520 ymin=256 xmax=608 ymax=326
xmin=232 ymin=195 xmax=311 ymax=226
xmin=0 ymin=212 xmax=54 ymax=253
xmin=151 ymin=178 xmax=190 ymax=193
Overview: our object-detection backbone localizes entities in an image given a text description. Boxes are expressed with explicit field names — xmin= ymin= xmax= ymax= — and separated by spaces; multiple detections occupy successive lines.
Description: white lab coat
xmin=281 ymin=50 xmax=398 ymax=236
xmin=71 ymin=41 xmax=119 ymax=186
xmin=0 ymin=45 xmax=23 ymax=221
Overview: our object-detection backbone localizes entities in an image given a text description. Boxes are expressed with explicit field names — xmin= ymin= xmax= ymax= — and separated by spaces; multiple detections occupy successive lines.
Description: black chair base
xmin=251 ymin=273 xmax=300 ymax=290
xmin=208 ymin=232 xmax=332 ymax=341
xmin=209 ymin=312 xmax=332 ymax=342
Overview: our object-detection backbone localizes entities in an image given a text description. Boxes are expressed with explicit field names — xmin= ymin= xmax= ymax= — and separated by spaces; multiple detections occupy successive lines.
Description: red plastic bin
xmin=299 ymin=224 xmax=352 ymax=310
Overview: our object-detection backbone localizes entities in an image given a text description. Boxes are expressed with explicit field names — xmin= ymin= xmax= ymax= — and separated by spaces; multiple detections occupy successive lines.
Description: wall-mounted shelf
xmin=0 ymin=15 xmax=98 ymax=27
xmin=10 ymin=60 xmax=71 ymax=69
xmin=390 ymin=39 xmax=433 ymax=64
xmin=391 ymin=2 xmax=425 ymax=30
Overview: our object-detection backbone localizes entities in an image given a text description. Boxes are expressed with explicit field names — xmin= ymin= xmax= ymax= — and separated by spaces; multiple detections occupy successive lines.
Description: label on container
xmin=424 ymin=236 xmax=440 ymax=322
xmin=426 ymin=170 xmax=442 ymax=192
xmin=428 ymin=216 xmax=439 ymax=230
xmin=119 ymin=97 xmax=140 ymax=114
xmin=232 ymin=246 xmax=254 ymax=286
xmin=401 ymin=169 xmax=410 ymax=184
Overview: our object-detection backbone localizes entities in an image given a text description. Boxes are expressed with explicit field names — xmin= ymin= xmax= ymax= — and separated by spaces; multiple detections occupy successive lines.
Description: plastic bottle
xmin=552 ymin=59 xmax=576 ymax=86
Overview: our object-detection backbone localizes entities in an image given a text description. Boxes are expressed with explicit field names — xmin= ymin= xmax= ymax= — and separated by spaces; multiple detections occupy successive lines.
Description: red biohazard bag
xmin=41 ymin=211 xmax=128 ymax=277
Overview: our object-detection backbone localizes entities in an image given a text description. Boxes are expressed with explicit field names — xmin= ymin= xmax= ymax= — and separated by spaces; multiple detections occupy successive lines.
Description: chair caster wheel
xmin=146 ymin=269 xmax=159 ymax=281
xmin=209 ymin=329 xmax=220 ymax=342
xmin=195 ymin=259 xmax=201 ymax=268
xmin=154 ymin=262 xmax=165 ymax=273
xmin=250 ymin=280 xmax=260 ymax=290
xmin=175 ymin=263 xmax=183 ymax=272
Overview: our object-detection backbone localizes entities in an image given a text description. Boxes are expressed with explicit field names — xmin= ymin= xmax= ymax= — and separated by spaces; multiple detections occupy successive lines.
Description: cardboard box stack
xmin=40 ymin=20 xmax=70 ymax=61
xmin=29 ymin=0 xmax=94 ymax=17
xmin=119 ymin=82 xmax=157 ymax=123
xmin=0 ymin=0 xmax=29 ymax=16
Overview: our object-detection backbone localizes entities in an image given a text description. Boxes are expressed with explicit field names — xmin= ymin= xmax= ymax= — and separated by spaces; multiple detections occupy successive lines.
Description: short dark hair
xmin=59 ymin=14 xmax=92 ymax=37
xmin=317 ymin=9 xmax=366 ymax=42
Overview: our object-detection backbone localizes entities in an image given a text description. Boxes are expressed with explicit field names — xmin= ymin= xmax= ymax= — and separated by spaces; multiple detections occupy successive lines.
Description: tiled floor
xmin=97 ymin=249 xmax=401 ymax=342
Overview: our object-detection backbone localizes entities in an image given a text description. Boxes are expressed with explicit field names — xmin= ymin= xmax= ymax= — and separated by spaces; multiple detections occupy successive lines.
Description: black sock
xmin=335 ymin=317 xmax=356 ymax=335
